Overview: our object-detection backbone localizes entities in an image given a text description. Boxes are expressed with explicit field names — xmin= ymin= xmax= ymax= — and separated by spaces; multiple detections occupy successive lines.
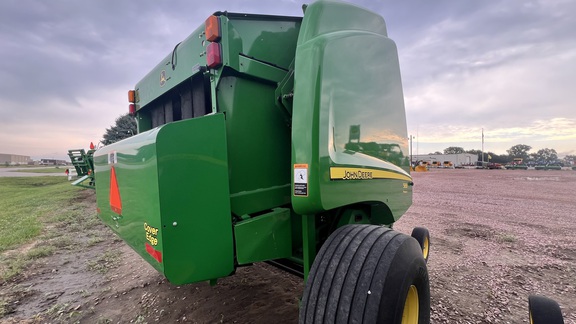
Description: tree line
xmin=100 ymin=116 xmax=574 ymax=166
xmin=101 ymin=113 xmax=137 ymax=145
xmin=432 ymin=145 xmax=575 ymax=166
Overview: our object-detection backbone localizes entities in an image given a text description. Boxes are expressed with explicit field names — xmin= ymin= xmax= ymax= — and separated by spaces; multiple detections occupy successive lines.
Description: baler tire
xmin=528 ymin=295 xmax=564 ymax=324
xmin=411 ymin=227 xmax=430 ymax=263
xmin=299 ymin=224 xmax=430 ymax=324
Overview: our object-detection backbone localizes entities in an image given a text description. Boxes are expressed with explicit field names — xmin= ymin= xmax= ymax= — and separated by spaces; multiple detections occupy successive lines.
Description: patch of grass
xmin=45 ymin=303 xmax=68 ymax=315
xmin=42 ymin=302 xmax=82 ymax=321
xmin=87 ymin=250 xmax=121 ymax=274
xmin=0 ymin=286 xmax=31 ymax=317
xmin=99 ymin=286 xmax=112 ymax=294
xmin=84 ymin=214 xmax=102 ymax=228
xmin=0 ymin=298 xmax=8 ymax=317
xmin=45 ymin=235 xmax=75 ymax=249
xmin=0 ymin=177 xmax=96 ymax=281
xmin=2 ymin=245 xmax=59 ymax=282
xmin=74 ymin=289 xmax=91 ymax=298
xmin=51 ymin=210 xmax=78 ymax=223
xmin=0 ymin=177 xmax=79 ymax=253
xmin=1 ymin=244 xmax=59 ymax=281
xmin=26 ymin=246 xmax=56 ymax=259
xmin=49 ymin=207 xmax=101 ymax=233
xmin=86 ymin=236 xmax=105 ymax=247
xmin=0 ymin=165 xmax=56 ymax=168
xmin=1 ymin=255 xmax=27 ymax=281
xmin=498 ymin=234 xmax=517 ymax=243
xmin=44 ymin=302 xmax=82 ymax=321
xmin=10 ymin=167 xmax=66 ymax=174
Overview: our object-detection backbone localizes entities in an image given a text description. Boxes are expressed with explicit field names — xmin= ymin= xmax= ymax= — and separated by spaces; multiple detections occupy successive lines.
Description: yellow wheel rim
xmin=422 ymin=236 xmax=429 ymax=259
xmin=402 ymin=285 xmax=419 ymax=324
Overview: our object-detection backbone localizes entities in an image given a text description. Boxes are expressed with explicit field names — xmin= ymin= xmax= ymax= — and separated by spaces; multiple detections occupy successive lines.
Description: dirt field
xmin=395 ymin=169 xmax=576 ymax=323
xmin=1 ymin=169 xmax=575 ymax=323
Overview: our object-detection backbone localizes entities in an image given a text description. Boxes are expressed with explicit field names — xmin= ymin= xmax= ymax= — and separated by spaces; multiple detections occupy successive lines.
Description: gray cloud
xmin=0 ymin=0 xmax=574 ymax=158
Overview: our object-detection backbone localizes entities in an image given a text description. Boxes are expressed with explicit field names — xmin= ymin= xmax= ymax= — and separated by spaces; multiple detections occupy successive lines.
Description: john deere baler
xmin=90 ymin=2 xmax=431 ymax=322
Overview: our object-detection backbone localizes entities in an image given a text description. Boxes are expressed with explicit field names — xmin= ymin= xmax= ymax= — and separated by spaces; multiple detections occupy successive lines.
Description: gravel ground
xmin=2 ymin=168 xmax=575 ymax=323
xmin=395 ymin=168 xmax=576 ymax=323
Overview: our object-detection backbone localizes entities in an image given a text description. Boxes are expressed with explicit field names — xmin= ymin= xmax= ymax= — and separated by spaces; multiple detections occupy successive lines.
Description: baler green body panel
xmin=234 ymin=208 xmax=292 ymax=265
xmin=291 ymin=1 xmax=412 ymax=218
xmin=216 ymin=15 xmax=300 ymax=216
xmin=86 ymin=0 xmax=413 ymax=285
xmin=132 ymin=13 xmax=300 ymax=218
xmin=133 ymin=13 xmax=301 ymax=131
xmin=217 ymin=76 xmax=292 ymax=216
xmin=93 ymin=114 xmax=234 ymax=285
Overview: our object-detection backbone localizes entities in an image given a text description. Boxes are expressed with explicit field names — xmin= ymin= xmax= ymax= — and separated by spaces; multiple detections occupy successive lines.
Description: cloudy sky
xmin=0 ymin=0 xmax=574 ymax=160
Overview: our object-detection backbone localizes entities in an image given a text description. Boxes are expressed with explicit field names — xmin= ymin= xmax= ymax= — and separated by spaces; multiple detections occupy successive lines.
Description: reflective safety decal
xmin=294 ymin=164 xmax=308 ymax=197
xmin=330 ymin=167 xmax=412 ymax=182
xmin=109 ymin=166 xmax=122 ymax=214
xmin=145 ymin=242 xmax=162 ymax=263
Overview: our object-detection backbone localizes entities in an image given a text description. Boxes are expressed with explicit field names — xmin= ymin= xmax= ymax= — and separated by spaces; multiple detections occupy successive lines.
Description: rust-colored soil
xmin=1 ymin=169 xmax=575 ymax=323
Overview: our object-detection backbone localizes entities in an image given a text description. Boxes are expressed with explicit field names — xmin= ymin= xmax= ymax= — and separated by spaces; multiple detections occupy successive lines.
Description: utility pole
xmin=481 ymin=128 xmax=484 ymax=167
xmin=409 ymin=135 xmax=415 ymax=167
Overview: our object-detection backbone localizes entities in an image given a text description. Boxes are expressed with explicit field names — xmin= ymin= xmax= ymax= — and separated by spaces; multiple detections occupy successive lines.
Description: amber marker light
xmin=205 ymin=15 xmax=221 ymax=42
xmin=128 ymin=90 xmax=136 ymax=115
xmin=128 ymin=90 xmax=136 ymax=103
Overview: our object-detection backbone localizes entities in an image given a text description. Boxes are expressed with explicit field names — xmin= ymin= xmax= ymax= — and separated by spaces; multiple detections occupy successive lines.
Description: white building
xmin=412 ymin=153 xmax=478 ymax=167
xmin=0 ymin=153 xmax=31 ymax=165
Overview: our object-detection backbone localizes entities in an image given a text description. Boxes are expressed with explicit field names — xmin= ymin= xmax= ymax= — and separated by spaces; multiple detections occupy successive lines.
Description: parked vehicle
xmin=488 ymin=162 xmax=503 ymax=169
xmin=535 ymin=164 xmax=562 ymax=170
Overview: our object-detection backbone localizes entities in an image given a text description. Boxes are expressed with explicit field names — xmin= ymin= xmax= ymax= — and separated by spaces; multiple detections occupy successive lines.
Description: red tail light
xmin=206 ymin=42 xmax=222 ymax=69
xmin=128 ymin=89 xmax=136 ymax=116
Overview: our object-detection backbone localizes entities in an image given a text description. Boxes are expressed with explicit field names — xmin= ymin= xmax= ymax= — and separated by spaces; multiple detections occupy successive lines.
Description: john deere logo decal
xmin=160 ymin=70 xmax=166 ymax=87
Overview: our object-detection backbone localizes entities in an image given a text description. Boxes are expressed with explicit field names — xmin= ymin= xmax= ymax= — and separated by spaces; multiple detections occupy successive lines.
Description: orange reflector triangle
xmin=109 ymin=166 xmax=122 ymax=214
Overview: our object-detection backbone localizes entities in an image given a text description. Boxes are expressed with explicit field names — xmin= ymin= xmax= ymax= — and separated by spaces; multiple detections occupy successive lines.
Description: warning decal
xmin=293 ymin=164 xmax=308 ymax=197
xmin=145 ymin=242 xmax=163 ymax=263
xmin=108 ymin=151 xmax=117 ymax=164
xmin=109 ymin=166 xmax=122 ymax=215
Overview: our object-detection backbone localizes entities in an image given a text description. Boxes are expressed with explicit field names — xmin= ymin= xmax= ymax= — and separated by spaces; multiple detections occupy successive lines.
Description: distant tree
xmin=429 ymin=151 xmax=443 ymax=155
xmin=563 ymin=155 xmax=576 ymax=165
xmin=486 ymin=152 xmax=509 ymax=164
xmin=464 ymin=149 xmax=510 ymax=163
xmin=443 ymin=146 xmax=465 ymax=154
xmin=102 ymin=114 xmax=137 ymax=145
xmin=465 ymin=149 xmax=482 ymax=156
xmin=506 ymin=144 xmax=532 ymax=160
xmin=531 ymin=148 xmax=558 ymax=164
xmin=465 ymin=149 xmax=481 ymax=161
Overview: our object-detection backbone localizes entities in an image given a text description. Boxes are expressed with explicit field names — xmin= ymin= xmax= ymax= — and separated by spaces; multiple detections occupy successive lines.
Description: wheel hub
xmin=402 ymin=285 xmax=419 ymax=324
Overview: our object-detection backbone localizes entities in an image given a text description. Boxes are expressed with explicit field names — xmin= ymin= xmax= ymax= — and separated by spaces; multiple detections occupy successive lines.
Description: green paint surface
xmin=94 ymin=114 xmax=234 ymax=285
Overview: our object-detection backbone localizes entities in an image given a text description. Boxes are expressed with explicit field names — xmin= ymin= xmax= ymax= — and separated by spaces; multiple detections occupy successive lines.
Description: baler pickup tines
xmin=67 ymin=149 xmax=95 ymax=188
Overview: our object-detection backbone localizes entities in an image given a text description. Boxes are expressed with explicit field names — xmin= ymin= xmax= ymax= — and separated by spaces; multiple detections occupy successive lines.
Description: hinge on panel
xmin=274 ymin=58 xmax=295 ymax=126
